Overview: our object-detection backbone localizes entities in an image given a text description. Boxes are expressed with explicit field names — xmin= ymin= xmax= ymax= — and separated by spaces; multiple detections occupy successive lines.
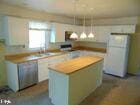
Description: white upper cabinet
xmin=3 ymin=16 xmax=29 ymax=45
xmin=51 ymin=23 xmax=79 ymax=43
xmin=111 ymin=25 xmax=136 ymax=33
xmin=64 ymin=24 xmax=73 ymax=32
xmin=97 ymin=26 xmax=111 ymax=43
xmin=78 ymin=26 xmax=111 ymax=43
xmin=51 ymin=23 xmax=66 ymax=43
xmin=76 ymin=25 xmax=135 ymax=43
xmin=51 ymin=22 xmax=136 ymax=43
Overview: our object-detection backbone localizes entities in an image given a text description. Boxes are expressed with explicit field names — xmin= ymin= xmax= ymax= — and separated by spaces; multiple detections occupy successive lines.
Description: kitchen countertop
xmin=5 ymin=47 xmax=106 ymax=64
xmin=5 ymin=49 xmax=66 ymax=64
xmin=49 ymin=56 xmax=103 ymax=75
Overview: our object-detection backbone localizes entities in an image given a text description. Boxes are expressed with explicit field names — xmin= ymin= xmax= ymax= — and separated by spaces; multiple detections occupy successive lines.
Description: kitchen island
xmin=49 ymin=56 xmax=103 ymax=105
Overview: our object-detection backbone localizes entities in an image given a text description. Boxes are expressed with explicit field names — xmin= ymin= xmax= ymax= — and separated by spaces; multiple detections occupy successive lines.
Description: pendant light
xmin=70 ymin=0 xmax=78 ymax=39
xmin=88 ymin=8 xmax=94 ymax=38
xmin=80 ymin=5 xmax=87 ymax=39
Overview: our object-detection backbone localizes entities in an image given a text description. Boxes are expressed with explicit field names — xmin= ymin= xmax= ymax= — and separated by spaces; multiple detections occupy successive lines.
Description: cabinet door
xmin=111 ymin=25 xmax=136 ymax=33
xmin=38 ymin=59 xmax=49 ymax=82
xmin=111 ymin=25 xmax=123 ymax=33
xmin=5 ymin=16 xmax=29 ymax=45
xmin=122 ymin=25 xmax=136 ymax=33
xmin=67 ymin=24 xmax=74 ymax=32
xmin=51 ymin=23 xmax=65 ymax=42
xmin=97 ymin=26 xmax=111 ymax=43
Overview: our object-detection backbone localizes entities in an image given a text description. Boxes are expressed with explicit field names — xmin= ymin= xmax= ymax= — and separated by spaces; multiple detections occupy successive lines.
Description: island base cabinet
xmin=49 ymin=60 xmax=103 ymax=105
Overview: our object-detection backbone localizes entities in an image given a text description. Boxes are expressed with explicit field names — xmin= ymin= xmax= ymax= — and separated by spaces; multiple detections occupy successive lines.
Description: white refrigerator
xmin=105 ymin=35 xmax=130 ymax=77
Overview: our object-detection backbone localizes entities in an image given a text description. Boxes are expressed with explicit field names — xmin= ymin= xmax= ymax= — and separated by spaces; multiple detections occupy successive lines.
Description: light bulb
xmin=80 ymin=32 xmax=87 ymax=39
xmin=88 ymin=32 xmax=94 ymax=38
xmin=70 ymin=32 xmax=78 ymax=39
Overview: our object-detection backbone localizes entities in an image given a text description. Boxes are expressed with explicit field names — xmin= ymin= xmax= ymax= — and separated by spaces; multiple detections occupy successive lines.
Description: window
xmin=29 ymin=30 xmax=46 ymax=48
xmin=29 ymin=21 xmax=51 ymax=49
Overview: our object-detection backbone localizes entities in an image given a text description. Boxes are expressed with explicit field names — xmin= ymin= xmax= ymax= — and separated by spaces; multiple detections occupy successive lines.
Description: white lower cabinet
xmin=38 ymin=58 xmax=50 ymax=82
xmin=38 ymin=54 xmax=70 ymax=82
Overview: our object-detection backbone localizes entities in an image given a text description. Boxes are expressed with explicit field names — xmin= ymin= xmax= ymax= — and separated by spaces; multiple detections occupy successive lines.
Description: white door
xmin=105 ymin=47 xmax=127 ymax=77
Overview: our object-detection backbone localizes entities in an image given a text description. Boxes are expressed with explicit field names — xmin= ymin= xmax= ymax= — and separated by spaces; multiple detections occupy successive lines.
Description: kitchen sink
xmin=34 ymin=52 xmax=62 ymax=57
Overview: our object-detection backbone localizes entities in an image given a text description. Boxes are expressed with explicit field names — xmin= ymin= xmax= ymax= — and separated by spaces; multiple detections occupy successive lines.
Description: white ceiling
xmin=1 ymin=0 xmax=140 ymax=19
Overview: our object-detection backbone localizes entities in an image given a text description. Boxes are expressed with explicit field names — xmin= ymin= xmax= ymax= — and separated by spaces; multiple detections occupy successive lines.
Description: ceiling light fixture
xmin=80 ymin=5 xmax=87 ymax=39
xmin=88 ymin=8 xmax=94 ymax=38
xmin=70 ymin=0 xmax=78 ymax=39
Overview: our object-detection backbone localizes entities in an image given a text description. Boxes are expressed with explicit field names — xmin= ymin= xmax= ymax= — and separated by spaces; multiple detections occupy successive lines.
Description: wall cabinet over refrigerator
xmin=3 ymin=16 xmax=29 ymax=45
xmin=111 ymin=25 xmax=136 ymax=33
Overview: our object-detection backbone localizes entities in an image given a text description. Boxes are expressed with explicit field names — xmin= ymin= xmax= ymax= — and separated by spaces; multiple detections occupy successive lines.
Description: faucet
xmin=39 ymin=43 xmax=46 ymax=54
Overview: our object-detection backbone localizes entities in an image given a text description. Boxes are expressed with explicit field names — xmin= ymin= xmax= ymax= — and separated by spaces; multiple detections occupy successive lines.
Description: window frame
xmin=28 ymin=28 xmax=48 ymax=50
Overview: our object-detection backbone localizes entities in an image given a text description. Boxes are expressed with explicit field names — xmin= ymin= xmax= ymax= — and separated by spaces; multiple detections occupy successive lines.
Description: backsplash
xmin=73 ymin=41 xmax=107 ymax=49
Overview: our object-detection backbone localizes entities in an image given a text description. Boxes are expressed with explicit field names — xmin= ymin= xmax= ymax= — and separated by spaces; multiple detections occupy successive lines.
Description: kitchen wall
xmin=0 ymin=42 xmax=7 ymax=87
xmin=136 ymin=16 xmax=140 ymax=33
xmin=138 ymin=17 xmax=140 ymax=25
xmin=127 ymin=17 xmax=140 ymax=75
xmin=128 ymin=33 xmax=140 ymax=75
xmin=136 ymin=25 xmax=140 ymax=33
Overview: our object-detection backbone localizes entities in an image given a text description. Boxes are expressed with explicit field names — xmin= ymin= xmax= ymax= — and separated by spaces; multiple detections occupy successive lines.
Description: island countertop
xmin=49 ymin=56 xmax=103 ymax=75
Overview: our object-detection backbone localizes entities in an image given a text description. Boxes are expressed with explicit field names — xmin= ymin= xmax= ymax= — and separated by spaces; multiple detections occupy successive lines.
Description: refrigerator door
xmin=105 ymin=47 xmax=128 ymax=77
xmin=108 ymin=35 xmax=129 ymax=48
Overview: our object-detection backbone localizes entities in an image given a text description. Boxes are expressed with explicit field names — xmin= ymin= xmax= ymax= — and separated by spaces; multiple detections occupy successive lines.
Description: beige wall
xmin=0 ymin=43 xmax=7 ymax=87
xmin=136 ymin=17 xmax=140 ymax=33
xmin=136 ymin=25 xmax=140 ymax=33
xmin=128 ymin=17 xmax=140 ymax=75
xmin=138 ymin=17 xmax=140 ymax=24
xmin=128 ymin=33 xmax=140 ymax=75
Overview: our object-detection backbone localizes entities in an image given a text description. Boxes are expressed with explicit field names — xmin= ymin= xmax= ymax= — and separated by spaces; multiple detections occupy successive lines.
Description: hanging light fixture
xmin=80 ymin=6 xmax=87 ymax=39
xmin=88 ymin=8 xmax=94 ymax=38
xmin=70 ymin=0 xmax=78 ymax=39
xmin=80 ymin=5 xmax=87 ymax=39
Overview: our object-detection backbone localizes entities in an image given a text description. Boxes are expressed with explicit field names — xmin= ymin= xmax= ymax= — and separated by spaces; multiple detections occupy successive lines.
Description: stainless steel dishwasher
xmin=18 ymin=60 xmax=38 ymax=90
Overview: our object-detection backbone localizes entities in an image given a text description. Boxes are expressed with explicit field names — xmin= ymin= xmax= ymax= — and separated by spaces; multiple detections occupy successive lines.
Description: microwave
xmin=65 ymin=31 xmax=76 ymax=41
